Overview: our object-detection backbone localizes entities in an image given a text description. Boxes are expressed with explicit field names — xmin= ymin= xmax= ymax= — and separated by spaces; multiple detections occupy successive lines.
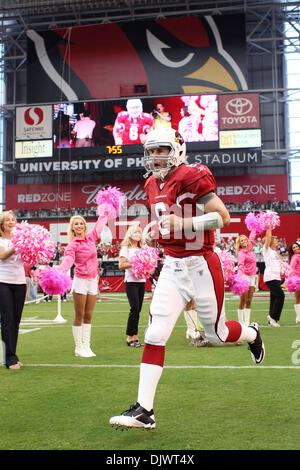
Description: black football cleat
xmin=248 ymin=322 xmax=265 ymax=364
xmin=109 ymin=402 xmax=156 ymax=430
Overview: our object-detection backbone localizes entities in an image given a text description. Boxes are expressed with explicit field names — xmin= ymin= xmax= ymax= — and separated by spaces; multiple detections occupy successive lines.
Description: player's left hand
xmin=161 ymin=214 xmax=183 ymax=233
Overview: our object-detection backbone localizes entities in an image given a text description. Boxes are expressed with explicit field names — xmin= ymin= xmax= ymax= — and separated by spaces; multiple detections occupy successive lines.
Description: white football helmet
xmin=126 ymin=98 xmax=143 ymax=118
xmin=143 ymin=127 xmax=186 ymax=180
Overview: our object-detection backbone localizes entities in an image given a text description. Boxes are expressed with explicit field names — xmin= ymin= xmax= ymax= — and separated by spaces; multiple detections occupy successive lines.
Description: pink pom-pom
xmin=244 ymin=212 xmax=264 ymax=234
xmin=229 ymin=273 xmax=250 ymax=295
xmin=38 ymin=267 xmax=73 ymax=296
xmin=12 ymin=222 xmax=55 ymax=267
xmin=96 ymin=186 xmax=125 ymax=219
xmin=284 ymin=276 xmax=300 ymax=293
xmin=259 ymin=210 xmax=280 ymax=230
xmin=218 ymin=250 xmax=236 ymax=282
xmin=131 ymin=246 xmax=159 ymax=280
xmin=280 ymin=262 xmax=294 ymax=279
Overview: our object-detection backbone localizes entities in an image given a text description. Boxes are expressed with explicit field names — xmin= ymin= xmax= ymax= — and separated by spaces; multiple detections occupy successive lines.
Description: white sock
xmin=137 ymin=362 xmax=163 ymax=412
xmin=244 ymin=308 xmax=251 ymax=326
xmin=238 ymin=323 xmax=257 ymax=343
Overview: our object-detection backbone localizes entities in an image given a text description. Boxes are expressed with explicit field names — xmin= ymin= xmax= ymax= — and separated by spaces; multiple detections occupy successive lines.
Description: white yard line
xmin=23 ymin=363 xmax=300 ymax=369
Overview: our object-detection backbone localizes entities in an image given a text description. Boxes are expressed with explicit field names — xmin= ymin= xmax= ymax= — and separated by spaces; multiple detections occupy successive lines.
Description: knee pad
xmin=144 ymin=317 xmax=170 ymax=346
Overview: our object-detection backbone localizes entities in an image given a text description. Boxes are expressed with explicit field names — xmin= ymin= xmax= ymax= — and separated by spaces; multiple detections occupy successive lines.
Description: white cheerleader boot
xmin=237 ymin=309 xmax=244 ymax=324
xmin=72 ymin=325 xmax=90 ymax=357
xmin=82 ymin=323 xmax=96 ymax=357
xmin=244 ymin=308 xmax=251 ymax=327
xmin=184 ymin=310 xmax=200 ymax=339
xmin=294 ymin=304 xmax=300 ymax=324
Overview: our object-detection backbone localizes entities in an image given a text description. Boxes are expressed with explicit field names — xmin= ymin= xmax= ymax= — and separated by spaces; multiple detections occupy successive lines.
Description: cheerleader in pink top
xmin=58 ymin=214 xmax=107 ymax=357
xmin=235 ymin=229 xmax=257 ymax=326
xmin=288 ymin=241 xmax=300 ymax=323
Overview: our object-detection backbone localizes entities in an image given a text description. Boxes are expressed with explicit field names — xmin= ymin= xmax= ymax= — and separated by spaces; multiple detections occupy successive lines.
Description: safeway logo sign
xmin=16 ymin=105 xmax=52 ymax=140
xmin=24 ymin=107 xmax=44 ymax=126
xmin=219 ymin=93 xmax=260 ymax=129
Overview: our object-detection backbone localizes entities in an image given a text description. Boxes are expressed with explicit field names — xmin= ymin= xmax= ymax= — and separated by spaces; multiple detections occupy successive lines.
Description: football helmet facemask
xmin=143 ymin=128 xmax=186 ymax=180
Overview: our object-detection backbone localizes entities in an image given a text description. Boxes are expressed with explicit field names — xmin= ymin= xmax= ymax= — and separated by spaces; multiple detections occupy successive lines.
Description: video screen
xmin=53 ymin=95 xmax=218 ymax=150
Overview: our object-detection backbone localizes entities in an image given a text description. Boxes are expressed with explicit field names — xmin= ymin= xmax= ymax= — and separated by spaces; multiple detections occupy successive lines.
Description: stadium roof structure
xmin=0 ymin=0 xmax=300 ymax=164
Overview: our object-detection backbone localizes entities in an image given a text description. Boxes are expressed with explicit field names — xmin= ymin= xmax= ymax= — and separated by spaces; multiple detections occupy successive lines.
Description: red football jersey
xmin=114 ymin=112 xmax=154 ymax=144
xmin=144 ymin=163 xmax=217 ymax=257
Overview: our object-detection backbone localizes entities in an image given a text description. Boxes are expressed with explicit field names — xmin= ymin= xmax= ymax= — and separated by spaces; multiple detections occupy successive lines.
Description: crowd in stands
xmin=13 ymin=198 xmax=300 ymax=221
xmin=224 ymin=198 xmax=300 ymax=213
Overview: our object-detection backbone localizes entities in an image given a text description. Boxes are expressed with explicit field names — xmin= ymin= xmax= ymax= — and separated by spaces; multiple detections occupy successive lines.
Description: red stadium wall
xmin=24 ymin=212 xmax=299 ymax=250
xmin=99 ymin=276 xmax=153 ymax=294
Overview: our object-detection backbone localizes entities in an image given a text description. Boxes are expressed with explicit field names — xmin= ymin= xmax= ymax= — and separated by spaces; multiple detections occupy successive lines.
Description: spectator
xmin=152 ymin=103 xmax=172 ymax=129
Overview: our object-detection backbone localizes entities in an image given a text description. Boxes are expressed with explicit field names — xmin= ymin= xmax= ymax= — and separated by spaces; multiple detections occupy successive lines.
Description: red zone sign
xmin=6 ymin=174 xmax=297 ymax=244
xmin=6 ymin=174 xmax=288 ymax=209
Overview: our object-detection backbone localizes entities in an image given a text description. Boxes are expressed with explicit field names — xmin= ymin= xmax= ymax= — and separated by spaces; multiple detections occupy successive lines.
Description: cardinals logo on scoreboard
xmin=27 ymin=15 xmax=248 ymax=103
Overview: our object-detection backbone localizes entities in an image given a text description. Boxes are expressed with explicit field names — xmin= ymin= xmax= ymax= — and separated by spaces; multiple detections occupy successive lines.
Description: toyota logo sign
xmin=225 ymin=98 xmax=253 ymax=116
xmin=219 ymin=93 xmax=260 ymax=130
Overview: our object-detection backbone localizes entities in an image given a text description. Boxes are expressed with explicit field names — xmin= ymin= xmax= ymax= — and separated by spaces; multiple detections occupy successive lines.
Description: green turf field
xmin=0 ymin=291 xmax=299 ymax=451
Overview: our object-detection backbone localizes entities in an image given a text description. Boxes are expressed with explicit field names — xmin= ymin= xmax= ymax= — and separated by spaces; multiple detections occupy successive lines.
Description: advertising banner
xmin=6 ymin=174 xmax=288 ymax=210
xmin=15 ymin=140 xmax=53 ymax=158
xmin=218 ymin=93 xmax=260 ymax=130
xmin=15 ymin=149 xmax=261 ymax=174
xmin=15 ymin=105 xmax=53 ymax=140
xmin=219 ymin=129 xmax=261 ymax=149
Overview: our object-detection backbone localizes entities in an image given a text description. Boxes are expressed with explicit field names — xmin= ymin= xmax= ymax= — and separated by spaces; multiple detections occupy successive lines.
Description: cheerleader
xmin=288 ymin=241 xmax=300 ymax=323
xmin=0 ymin=211 xmax=26 ymax=369
xmin=235 ymin=230 xmax=257 ymax=326
xmin=262 ymin=228 xmax=284 ymax=327
xmin=119 ymin=226 xmax=146 ymax=347
xmin=57 ymin=214 xmax=107 ymax=357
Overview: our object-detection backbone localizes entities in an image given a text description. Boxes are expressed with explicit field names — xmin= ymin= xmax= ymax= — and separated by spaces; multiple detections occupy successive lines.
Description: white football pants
xmin=144 ymin=252 xmax=228 ymax=346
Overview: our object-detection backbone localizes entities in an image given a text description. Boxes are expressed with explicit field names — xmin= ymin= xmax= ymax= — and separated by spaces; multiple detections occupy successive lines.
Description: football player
xmin=112 ymin=98 xmax=154 ymax=145
xmin=110 ymin=127 xmax=265 ymax=430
